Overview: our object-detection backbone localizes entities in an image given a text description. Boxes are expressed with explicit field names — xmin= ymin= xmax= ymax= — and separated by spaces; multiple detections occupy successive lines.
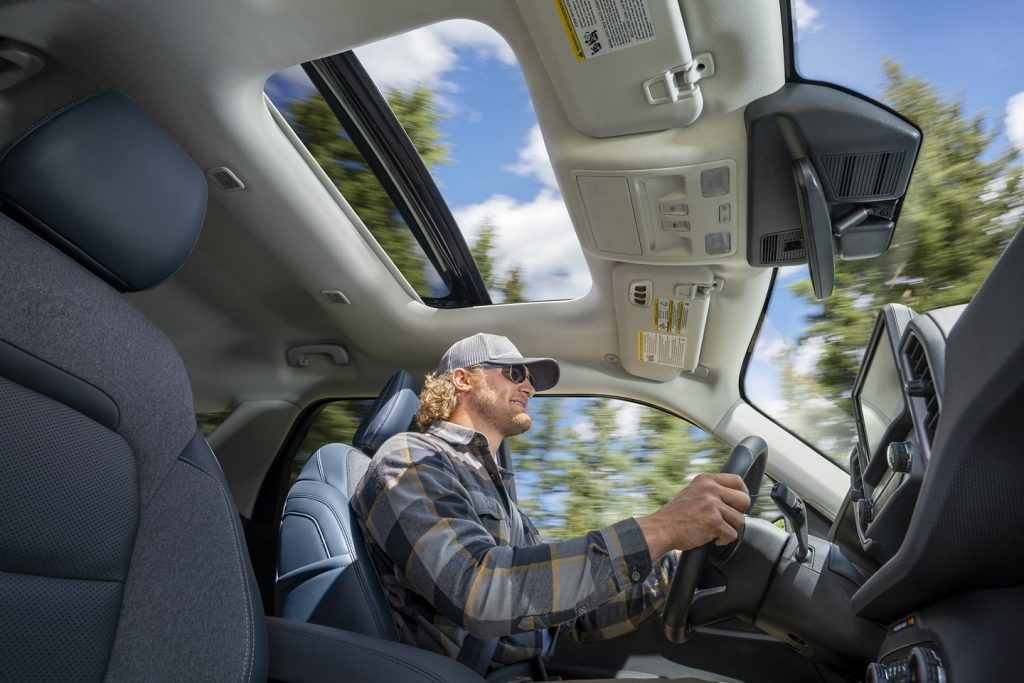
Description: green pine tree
xmin=502 ymin=267 xmax=525 ymax=303
xmin=794 ymin=58 xmax=1023 ymax=407
xmin=287 ymin=86 xmax=449 ymax=294
xmin=470 ymin=223 xmax=498 ymax=290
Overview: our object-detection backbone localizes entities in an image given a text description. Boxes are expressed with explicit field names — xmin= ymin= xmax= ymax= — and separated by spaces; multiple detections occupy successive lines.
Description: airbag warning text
xmin=553 ymin=0 xmax=655 ymax=61
xmin=638 ymin=331 xmax=686 ymax=368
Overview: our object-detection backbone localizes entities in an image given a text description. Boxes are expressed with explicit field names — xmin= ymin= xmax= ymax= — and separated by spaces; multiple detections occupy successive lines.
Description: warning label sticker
xmin=652 ymin=297 xmax=690 ymax=335
xmin=552 ymin=0 xmax=656 ymax=62
xmin=638 ymin=331 xmax=687 ymax=368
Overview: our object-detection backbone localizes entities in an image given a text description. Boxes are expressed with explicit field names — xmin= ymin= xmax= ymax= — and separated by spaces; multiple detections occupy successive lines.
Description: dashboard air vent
xmin=904 ymin=332 xmax=940 ymax=444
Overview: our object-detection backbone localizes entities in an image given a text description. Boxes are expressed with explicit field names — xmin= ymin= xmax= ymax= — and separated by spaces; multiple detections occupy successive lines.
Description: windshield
xmin=745 ymin=0 xmax=1024 ymax=469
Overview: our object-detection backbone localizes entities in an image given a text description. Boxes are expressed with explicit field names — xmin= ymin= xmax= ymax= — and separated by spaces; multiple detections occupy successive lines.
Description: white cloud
xmin=453 ymin=190 xmax=591 ymax=300
xmin=614 ymin=402 xmax=644 ymax=437
xmin=792 ymin=0 xmax=822 ymax=38
xmin=751 ymin=319 xmax=790 ymax=365
xmin=1005 ymin=91 xmax=1024 ymax=152
xmin=753 ymin=334 xmax=791 ymax=366
xmin=354 ymin=19 xmax=515 ymax=94
xmin=504 ymin=125 xmax=558 ymax=191
xmin=792 ymin=336 xmax=825 ymax=375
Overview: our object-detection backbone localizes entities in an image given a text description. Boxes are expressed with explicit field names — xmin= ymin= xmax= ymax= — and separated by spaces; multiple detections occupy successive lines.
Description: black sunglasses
xmin=482 ymin=363 xmax=534 ymax=387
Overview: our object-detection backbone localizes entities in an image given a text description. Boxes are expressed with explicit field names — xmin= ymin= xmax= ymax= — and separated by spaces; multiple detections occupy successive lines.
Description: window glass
xmin=743 ymin=2 xmax=1023 ymax=470
xmin=507 ymin=397 xmax=779 ymax=538
xmin=289 ymin=400 xmax=375 ymax=485
xmin=264 ymin=70 xmax=447 ymax=300
xmin=265 ymin=19 xmax=592 ymax=304
xmin=197 ymin=411 xmax=232 ymax=436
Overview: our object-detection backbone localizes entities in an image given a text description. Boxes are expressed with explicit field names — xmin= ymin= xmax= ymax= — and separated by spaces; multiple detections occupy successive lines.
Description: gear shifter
xmin=771 ymin=481 xmax=810 ymax=563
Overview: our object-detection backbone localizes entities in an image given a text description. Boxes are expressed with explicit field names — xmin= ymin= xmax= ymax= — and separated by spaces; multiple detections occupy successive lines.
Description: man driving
xmin=353 ymin=333 xmax=750 ymax=681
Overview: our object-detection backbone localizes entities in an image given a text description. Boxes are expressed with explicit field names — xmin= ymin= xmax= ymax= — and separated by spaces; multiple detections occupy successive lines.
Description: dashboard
xmin=848 ymin=303 xmax=954 ymax=566
xmin=833 ymin=290 xmax=1024 ymax=682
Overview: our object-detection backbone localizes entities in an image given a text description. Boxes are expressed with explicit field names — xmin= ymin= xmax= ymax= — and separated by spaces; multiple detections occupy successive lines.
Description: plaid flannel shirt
xmin=353 ymin=421 xmax=678 ymax=669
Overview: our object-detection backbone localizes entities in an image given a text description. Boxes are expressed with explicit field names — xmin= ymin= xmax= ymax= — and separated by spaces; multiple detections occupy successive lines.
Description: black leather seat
xmin=0 ymin=91 xmax=482 ymax=682
xmin=276 ymin=370 xmax=421 ymax=638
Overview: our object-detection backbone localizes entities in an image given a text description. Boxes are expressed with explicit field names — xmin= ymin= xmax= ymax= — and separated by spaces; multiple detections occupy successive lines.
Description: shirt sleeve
xmin=354 ymin=435 xmax=655 ymax=639
xmin=561 ymin=549 xmax=680 ymax=643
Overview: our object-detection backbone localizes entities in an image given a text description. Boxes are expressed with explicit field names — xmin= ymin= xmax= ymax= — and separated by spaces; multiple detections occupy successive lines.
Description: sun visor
xmin=612 ymin=262 xmax=718 ymax=381
xmin=516 ymin=0 xmax=714 ymax=137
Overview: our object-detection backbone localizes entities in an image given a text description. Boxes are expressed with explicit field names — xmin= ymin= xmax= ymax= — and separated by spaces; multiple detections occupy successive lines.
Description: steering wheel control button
xmin=887 ymin=441 xmax=913 ymax=473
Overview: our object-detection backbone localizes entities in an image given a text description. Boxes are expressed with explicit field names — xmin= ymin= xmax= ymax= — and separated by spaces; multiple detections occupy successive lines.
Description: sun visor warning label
xmin=553 ymin=0 xmax=656 ymax=62
xmin=638 ymin=331 xmax=686 ymax=368
xmin=653 ymin=297 xmax=689 ymax=334
xmin=639 ymin=296 xmax=689 ymax=367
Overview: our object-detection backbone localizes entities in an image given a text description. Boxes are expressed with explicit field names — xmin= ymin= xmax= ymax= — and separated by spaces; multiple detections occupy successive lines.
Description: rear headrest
xmin=0 ymin=91 xmax=207 ymax=292
xmin=353 ymin=370 xmax=421 ymax=455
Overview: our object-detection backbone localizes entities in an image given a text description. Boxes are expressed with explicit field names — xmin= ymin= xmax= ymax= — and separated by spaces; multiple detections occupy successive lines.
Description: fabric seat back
xmin=0 ymin=91 xmax=266 ymax=682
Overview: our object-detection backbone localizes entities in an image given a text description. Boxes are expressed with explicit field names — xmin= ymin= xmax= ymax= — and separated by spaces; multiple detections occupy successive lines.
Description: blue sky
xmin=794 ymin=0 xmax=1024 ymax=146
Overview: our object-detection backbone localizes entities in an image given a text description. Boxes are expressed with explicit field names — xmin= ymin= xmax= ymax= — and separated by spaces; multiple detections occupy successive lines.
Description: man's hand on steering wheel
xmin=659 ymin=436 xmax=769 ymax=643
xmin=636 ymin=473 xmax=751 ymax=560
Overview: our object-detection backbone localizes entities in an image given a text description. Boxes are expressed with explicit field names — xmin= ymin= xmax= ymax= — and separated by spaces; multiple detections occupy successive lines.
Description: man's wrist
xmin=634 ymin=513 xmax=671 ymax=560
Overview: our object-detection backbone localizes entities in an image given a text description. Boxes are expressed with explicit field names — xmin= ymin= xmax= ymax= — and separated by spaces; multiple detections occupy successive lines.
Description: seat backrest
xmin=0 ymin=92 xmax=267 ymax=682
xmin=276 ymin=370 xmax=420 ymax=639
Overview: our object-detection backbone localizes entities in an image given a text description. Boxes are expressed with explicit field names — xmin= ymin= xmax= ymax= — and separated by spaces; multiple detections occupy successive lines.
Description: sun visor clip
xmin=642 ymin=52 xmax=715 ymax=106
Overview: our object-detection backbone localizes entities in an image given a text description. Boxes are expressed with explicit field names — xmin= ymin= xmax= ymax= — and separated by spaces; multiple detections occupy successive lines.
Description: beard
xmin=469 ymin=381 xmax=533 ymax=437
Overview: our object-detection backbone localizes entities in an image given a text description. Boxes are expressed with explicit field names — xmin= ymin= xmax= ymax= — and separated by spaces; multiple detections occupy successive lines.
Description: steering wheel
xmin=662 ymin=435 xmax=767 ymax=643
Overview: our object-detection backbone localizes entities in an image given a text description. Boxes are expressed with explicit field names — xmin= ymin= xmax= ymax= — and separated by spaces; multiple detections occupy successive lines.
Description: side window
xmin=288 ymin=399 xmax=376 ymax=486
xmin=507 ymin=397 xmax=779 ymax=537
xmin=197 ymin=411 xmax=232 ymax=436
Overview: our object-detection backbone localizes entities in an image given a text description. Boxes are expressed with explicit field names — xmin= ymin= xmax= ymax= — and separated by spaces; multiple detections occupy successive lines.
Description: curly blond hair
xmin=414 ymin=367 xmax=483 ymax=431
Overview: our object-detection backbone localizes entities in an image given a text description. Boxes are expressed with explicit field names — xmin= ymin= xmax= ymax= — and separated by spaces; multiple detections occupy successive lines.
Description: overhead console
xmin=573 ymin=161 xmax=738 ymax=263
xmin=745 ymin=84 xmax=921 ymax=299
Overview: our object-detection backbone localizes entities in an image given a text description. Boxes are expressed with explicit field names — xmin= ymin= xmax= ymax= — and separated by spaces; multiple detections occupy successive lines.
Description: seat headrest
xmin=0 ymin=91 xmax=207 ymax=292
xmin=353 ymin=370 xmax=421 ymax=455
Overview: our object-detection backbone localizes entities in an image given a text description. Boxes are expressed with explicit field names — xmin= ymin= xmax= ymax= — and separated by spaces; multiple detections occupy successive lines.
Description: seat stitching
xmin=280 ymin=511 xmax=331 ymax=559
xmin=315 ymin=449 xmax=325 ymax=482
xmin=286 ymin=492 xmax=345 ymax=537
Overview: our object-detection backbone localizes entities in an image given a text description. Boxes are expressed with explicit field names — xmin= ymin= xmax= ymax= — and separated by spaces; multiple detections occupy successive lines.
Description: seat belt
xmin=456 ymin=635 xmax=499 ymax=676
